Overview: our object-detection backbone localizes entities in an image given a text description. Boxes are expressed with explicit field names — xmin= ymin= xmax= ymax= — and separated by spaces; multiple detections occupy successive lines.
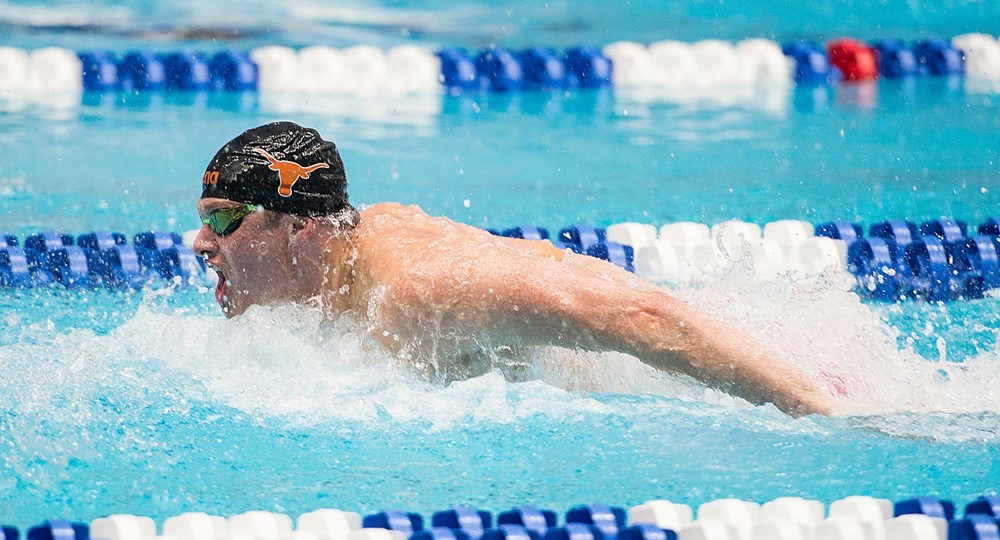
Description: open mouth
xmin=213 ymin=267 xmax=229 ymax=306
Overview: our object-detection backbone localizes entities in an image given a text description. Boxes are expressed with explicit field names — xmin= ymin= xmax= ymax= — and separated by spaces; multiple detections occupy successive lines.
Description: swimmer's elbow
xmin=538 ymin=287 xmax=712 ymax=378
xmin=530 ymin=282 xmax=698 ymax=362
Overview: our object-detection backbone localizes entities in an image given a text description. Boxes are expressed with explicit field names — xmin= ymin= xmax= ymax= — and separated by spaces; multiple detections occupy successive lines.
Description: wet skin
xmin=196 ymin=198 xmax=844 ymax=417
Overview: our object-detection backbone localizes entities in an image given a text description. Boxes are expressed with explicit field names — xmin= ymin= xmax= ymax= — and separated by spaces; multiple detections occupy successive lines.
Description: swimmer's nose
xmin=193 ymin=225 xmax=218 ymax=259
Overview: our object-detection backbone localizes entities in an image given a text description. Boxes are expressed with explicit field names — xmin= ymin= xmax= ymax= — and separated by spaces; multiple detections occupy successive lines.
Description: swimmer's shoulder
xmin=359 ymin=201 xmax=427 ymax=219
xmin=358 ymin=202 xmax=488 ymax=238
xmin=351 ymin=202 xmax=445 ymax=255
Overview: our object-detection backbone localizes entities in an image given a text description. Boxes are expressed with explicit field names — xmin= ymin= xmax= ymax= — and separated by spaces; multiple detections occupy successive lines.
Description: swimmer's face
xmin=194 ymin=198 xmax=303 ymax=317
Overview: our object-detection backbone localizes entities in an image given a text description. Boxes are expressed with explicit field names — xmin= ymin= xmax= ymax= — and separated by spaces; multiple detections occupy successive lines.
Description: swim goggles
xmin=202 ymin=203 xmax=258 ymax=236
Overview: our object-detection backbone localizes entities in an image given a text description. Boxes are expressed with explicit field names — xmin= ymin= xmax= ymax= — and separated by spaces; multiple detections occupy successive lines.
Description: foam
xmin=672 ymin=270 xmax=1000 ymax=414
xmin=0 ymin=269 xmax=998 ymax=441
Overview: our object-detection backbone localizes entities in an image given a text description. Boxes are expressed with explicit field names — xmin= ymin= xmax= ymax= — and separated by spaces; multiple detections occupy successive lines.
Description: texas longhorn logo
xmin=254 ymin=148 xmax=330 ymax=197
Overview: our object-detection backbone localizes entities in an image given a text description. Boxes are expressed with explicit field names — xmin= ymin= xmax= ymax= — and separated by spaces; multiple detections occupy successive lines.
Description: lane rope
xmin=2 ymin=495 xmax=997 ymax=540
xmin=1 ymin=34 xmax=998 ymax=97
xmin=2 ymin=216 xmax=997 ymax=302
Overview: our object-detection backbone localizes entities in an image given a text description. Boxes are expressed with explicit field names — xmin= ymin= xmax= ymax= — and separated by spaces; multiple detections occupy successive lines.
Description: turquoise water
xmin=2 ymin=0 xmax=1000 ymax=530
xmin=2 ymin=84 xmax=997 ymax=232
xmin=2 ymin=0 xmax=997 ymax=48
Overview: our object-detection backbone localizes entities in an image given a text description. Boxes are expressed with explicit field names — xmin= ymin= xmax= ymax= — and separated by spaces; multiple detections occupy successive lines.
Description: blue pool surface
xmin=2 ymin=83 xmax=997 ymax=232
xmin=2 ymin=0 xmax=998 ymax=49
xmin=2 ymin=0 xmax=1000 ymax=530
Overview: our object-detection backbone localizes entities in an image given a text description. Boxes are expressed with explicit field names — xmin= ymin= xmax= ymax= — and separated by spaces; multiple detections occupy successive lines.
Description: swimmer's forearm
xmin=625 ymin=293 xmax=835 ymax=416
xmin=554 ymin=288 xmax=836 ymax=416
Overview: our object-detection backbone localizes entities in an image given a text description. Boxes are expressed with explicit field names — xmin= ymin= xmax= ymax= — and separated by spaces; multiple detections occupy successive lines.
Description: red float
xmin=827 ymin=38 xmax=879 ymax=81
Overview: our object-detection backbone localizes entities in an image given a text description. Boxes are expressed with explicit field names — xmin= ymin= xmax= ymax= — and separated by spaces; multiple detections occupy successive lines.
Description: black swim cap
xmin=201 ymin=122 xmax=351 ymax=217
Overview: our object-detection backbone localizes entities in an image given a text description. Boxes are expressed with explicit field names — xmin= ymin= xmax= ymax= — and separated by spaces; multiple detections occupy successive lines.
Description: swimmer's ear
xmin=288 ymin=218 xmax=309 ymax=253
xmin=289 ymin=216 xmax=323 ymax=244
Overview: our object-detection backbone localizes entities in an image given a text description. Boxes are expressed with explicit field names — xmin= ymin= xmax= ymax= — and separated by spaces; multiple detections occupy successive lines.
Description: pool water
xmin=2 ymin=0 xmax=1000 ymax=530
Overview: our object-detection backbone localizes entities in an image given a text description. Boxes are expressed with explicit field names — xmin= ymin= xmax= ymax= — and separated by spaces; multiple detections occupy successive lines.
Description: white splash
xmin=669 ymin=270 xmax=1000 ymax=416
xmin=0 ymin=270 xmax=997 ymax=440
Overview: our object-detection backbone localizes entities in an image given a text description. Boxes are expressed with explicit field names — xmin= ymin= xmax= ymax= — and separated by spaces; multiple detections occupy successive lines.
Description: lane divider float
xmin=2 ymin=494 xmax=999 ymax=540
xmin=489 ymin=216 xmax=1000 ymax=302
xmin=0 ymin=231 xmax=200 ymax=289
xmin=2 ymin=216 xmax=997 ymax=302
xmin=0 ymin=33 xmax=998 ymax=98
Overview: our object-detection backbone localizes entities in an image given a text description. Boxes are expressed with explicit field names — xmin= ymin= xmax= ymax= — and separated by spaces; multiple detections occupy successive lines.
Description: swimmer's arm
xmin=582 ymin=289 xmax=841 ymax=417
xmin=449 ymin=256 xmax=840 ymax=417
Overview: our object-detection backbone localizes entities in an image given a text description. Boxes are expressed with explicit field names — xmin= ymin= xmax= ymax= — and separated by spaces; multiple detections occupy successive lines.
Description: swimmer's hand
xmin=768 ymin=387 xmax=849 ymax=418
xmin=816 ymin=395 xmax=881 ymax=418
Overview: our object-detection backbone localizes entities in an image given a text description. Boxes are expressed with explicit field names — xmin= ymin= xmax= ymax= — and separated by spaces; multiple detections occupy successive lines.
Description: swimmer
xmin=195 ymin=122 xmax=846 ymax=417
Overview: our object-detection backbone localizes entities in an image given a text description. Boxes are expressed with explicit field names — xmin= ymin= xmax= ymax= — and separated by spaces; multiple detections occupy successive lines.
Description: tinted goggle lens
xmin=203 ymin=204 xmax=257 ymax=236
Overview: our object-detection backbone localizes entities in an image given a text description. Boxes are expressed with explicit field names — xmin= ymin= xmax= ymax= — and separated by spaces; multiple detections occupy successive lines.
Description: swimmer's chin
xmin=219 ymin=299 xmax=321 ymax=319
xmin=219 ymin=298 xmax=247 ymax=318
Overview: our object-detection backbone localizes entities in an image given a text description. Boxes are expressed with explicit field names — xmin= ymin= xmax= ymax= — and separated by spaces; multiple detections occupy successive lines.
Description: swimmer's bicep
xmin=464 ymin=253 xmax=707 ymax=361
xmin=488 ymin=236 xmax=569 ymax=265
xmin=497 ymin=237 xmax=656 ymax=290
xmin=448 ymin=252 xmax=624 ymax=341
